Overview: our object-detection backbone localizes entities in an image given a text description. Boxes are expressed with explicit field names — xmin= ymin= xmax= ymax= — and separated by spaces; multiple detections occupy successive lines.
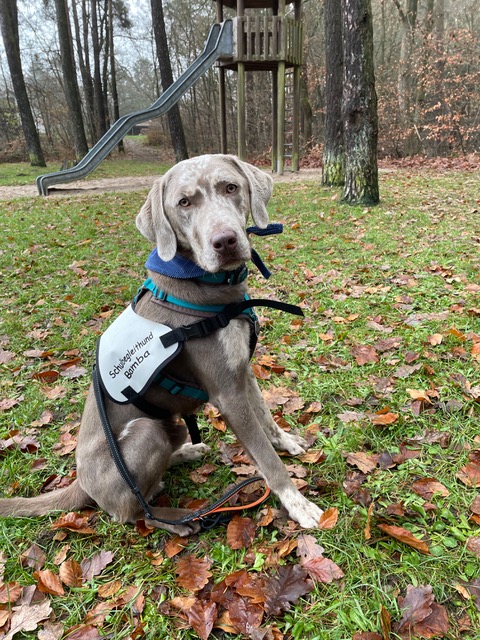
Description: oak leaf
xmin=264 ymin=565 xmax=313 ymax=615
xmin=345 ymin=452 xmax=379 ymax=474
xmin=411 ymin=478 xmax=450 ymax=500
xmin=185 ymin=600 xmax=217 ymax=640
xmin=175 ymin=555 xmax=212 ymax=592
xmin=351 ymin=345 xmax=379 ymax=366
xmin=370 ymin=412 xmax=399 ymax=426
xmin=227 ymin=516 xmax=256 ymax=549
xmin=50 ymin=512 xmax=95 ymax=534
xmin=302 ymin=557 xmax=344 ymax=583
xmin=3 ymin=599 xmax=52 ymax=640
xmin=0 ymin=582 xmax=23 ymax=604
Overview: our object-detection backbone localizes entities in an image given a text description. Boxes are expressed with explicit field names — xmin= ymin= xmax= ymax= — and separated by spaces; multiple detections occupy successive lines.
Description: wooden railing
xmin=233 ymin=16 xmax=303 ymax=65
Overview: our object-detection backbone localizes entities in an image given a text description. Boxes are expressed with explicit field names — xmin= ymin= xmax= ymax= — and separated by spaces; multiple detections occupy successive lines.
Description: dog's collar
xmin=145 ymin=223 xmax=284 ymax=284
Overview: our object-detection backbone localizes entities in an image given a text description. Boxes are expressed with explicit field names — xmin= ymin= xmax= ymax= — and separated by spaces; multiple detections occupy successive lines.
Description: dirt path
xmin=0 ymin=167 xmax=324 ymax=201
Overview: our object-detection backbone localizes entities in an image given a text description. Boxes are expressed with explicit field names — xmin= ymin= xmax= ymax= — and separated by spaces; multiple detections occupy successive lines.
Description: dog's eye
xmin=226 ymin=183 xmax=238 ymax=194
xmin=178 ymin=197 xmax=190 ymax=208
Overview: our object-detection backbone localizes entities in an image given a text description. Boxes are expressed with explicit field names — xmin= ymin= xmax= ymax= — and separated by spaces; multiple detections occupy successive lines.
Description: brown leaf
xmin=37 ymin=621 xmax=64 ymax=640
xmin=63 ymin=624 xmax=102 ymax=639
xmin=427 ymin=333 xmax=443 ymax=345
xmin=411 ymin=478 xmax=450 ymax=500
xmin=0 ymin=398 xmax=20 ymax=412
xmin=0 ymin=349 xmax=15 ymax=364
xmin=227 ymin=594 xmax=264 ymax=635
xmin=264 ymin=565 xmax=313 ymax=616
xmin=466 ymin=537 xmax=480 ymax=558
xmin=59 ymin=559 xmax=83 ymax=587
xmin=298 ymin=449 xmax=326 ymax=464
xmin=395 ymin=584 xmax=434 ymax=634
xmin=337 ymin=410 xmax=366 ymax=423
xmin=185 ymin=600 xmax=217 ymax=640
xmin=378 ymin=524 xmax=430 ymax=554
xmin=175 ymin=555 xmax=212 ymax=592
xmin=370 ymin=412 xmax=399 ymax=426
xmin=20 ymin=544 xmax=46 ymax=571
xmin=50 ymin=512 xmax=95 ymax=534
xmin=456 ymin=460 xmax=480 ymax=487
xmin=97 ymin=580 xmax=122 ymax=599
xmin=0 ymin=581 xmax=23 ymax=604
xmin=352 ymin=634 xmax=383 ymax=640
xmin=318 ymin=507 xmax=338 ymax=530
xmin=414 ymin=602 xmax=449 ymax=638
xmin=3 ymin=600 xmax=52 ymax=640
xmin=226 ymin=516 xmax=256 ymax=549
xmin=32 ymin=370 xmax=59 ymax=383
xmin=302 ymin=556 xmax=344 ymax=583
xmin=345 ymin=452 xmax=379 ymax=474
xmin=471 ymin=496 xmax=480 ymax=514
xmin=351 ymin=344 xmax=379 ymax=365
xmin=164 ymin=535 xmax=188 ymax=558
xmin=34 ymin=569 xmax=65 ymax=596
xmin=80 ymin=551 xmax=114 ymax=581
xmin=296 ymin=533 xmax=325 ymax=561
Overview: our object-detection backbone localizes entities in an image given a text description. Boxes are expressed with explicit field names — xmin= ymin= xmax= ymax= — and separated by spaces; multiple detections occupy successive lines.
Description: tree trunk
xmin=107 ymin=0 xmax=123 ymax=153
xmin=341 ymin=0 xmax=379 ymax=205
xmin=90 ymin=0 xmax=107 ymax=138
xmin=394 ymin=0 xmax=419 ymax=155
xmin=150 ymin=0 xmax=188 ymax=162
xmin=71 ymin=0 xmax=96 ymax=144
xmin=0 ymin=0 xmax=46 ymax=166
xmin=53 ymin=0 xmax=88 ymax=159
xmin=322 ymin=0 xmax=345 ymax=186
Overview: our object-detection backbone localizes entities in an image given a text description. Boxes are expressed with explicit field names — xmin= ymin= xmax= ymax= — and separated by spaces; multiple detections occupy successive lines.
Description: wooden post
xmin=237 ymin=0 xmax=246 ymax=159
xmin=292 ymin=64 xmax=300 ymax=171
xmin=277 ymin=60 xmax=286 ymax=174
xmin=272 ymin=70 xmax=278 ymax=172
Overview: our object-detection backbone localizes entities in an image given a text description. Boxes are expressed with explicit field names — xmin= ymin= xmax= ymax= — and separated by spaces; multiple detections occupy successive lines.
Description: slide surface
xmin=37 ymin=20 xmax=233 ymax=195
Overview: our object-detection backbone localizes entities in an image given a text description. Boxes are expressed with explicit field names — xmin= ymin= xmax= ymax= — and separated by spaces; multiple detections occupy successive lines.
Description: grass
xmin=0 ymin=166 xmax=479 ymax=639
xmin=0 ymin=138 xmax=170 ymax=186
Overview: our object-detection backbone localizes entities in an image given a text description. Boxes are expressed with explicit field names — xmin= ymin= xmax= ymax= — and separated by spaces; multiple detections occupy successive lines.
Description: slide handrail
xmin=37 ymin=20 xmax=233 ymax=195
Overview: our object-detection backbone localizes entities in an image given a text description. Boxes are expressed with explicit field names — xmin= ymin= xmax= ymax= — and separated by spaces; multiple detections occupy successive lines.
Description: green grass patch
xmin=0 ymin=169 xmax=479 ymax=638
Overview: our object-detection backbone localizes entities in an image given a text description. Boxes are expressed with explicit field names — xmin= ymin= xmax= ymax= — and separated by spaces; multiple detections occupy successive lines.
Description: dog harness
xmin=93 ymin=224 xmax=303 ymax=529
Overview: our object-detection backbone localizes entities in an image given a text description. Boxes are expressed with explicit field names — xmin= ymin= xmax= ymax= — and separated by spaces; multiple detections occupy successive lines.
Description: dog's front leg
xmin=214 ymin=386 xmax=323 ymax=529
xmin=245 ymin=369 xmax=310 ymax=455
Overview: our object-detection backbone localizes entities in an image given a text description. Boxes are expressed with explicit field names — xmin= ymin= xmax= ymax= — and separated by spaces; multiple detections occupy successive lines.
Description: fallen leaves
xmin=393 ymin=584 xmax=449 ymax=639
xmin=378 ymin=524 xmax=430 ymax=554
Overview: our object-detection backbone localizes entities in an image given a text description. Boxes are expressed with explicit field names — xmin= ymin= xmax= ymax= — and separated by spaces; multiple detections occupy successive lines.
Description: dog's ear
xmin=136 ymin=178 xmax=177 ymax=261
xmin=228 ymin=157 xmax=273 ymax=228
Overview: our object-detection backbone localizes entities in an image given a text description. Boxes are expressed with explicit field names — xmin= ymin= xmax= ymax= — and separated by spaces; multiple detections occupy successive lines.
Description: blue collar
xmin=145 ymin=223 xmax=283 ymax=283
xmin=145 ymin=250 xmax=248 ymax=285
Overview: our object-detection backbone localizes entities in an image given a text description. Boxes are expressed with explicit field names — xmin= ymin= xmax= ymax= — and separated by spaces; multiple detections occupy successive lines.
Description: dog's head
xmin=136 ymin=154 xmax=273 ymax=273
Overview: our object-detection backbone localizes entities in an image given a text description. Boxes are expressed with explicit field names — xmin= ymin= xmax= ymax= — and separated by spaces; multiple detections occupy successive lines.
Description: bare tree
xmin=53 ymin=0 xmax=88 ymax=158
xmin=322 ymin=0 xmax=344 ymax=186
xmin=150 ymin=0 xmax=188 ymax=162
xmin=0 ymin=0 xmax=46 ymax=165
xmin=341 ymin=0 xmax=379 ymax=205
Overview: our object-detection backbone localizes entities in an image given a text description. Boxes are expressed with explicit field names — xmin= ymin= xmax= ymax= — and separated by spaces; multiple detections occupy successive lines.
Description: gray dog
xmin=0 ymin=155 xmax=323 ymax=536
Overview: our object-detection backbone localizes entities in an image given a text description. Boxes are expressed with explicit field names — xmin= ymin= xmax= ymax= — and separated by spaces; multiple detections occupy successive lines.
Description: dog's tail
xmin=0 ymin=480 xmax=92 ymax=517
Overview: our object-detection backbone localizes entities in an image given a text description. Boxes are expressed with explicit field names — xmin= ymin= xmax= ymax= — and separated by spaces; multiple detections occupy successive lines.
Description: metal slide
xmin=37 ymin=20 xmax=233 ymax=195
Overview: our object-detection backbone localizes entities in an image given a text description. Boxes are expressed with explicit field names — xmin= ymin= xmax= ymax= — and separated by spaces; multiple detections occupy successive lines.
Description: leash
xmin=92 ymin=366 xmax=270 ymax=530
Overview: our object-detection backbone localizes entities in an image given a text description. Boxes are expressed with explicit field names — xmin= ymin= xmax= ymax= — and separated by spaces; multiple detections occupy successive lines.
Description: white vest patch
xmin=96 ymin=304 xmax=181 ymax=404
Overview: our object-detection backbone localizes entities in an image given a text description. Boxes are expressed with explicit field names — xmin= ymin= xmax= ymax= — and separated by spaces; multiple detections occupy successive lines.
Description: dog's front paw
xmin=271 ymin=431 xmax=309 ymax=456
xmin=282 ymin=490 xmax=324 ymax=528
xmin=169 ymin=443 xmax=211 ymax=466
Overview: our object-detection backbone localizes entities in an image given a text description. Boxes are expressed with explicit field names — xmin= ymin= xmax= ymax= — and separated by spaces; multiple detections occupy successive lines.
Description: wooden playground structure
xmin=215 ymin=0 xmax=303 ymax=173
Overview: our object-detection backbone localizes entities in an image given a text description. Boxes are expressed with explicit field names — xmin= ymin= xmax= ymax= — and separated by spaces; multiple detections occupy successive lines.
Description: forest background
xmin=0 ymin=0 xmax=479 ymax=166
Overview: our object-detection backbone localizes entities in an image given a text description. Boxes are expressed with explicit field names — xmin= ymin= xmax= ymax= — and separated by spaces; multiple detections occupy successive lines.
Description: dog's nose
xmin=211 ymin=230 xmax=238 ymax=255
